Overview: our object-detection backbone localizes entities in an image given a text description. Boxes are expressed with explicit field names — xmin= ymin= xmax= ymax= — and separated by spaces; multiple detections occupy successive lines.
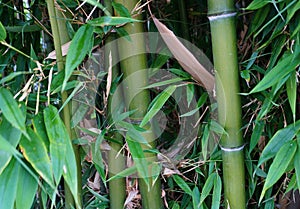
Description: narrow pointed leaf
xmin=0 ymin=158 xmax=20 ymax=209
xmin=88 ymin=16 xmax=140 ymax=27
xmin=199 ymin=172 xmax=216 ymax=206
xmin=259 ymin=141 xmax=297 ymax=203
xmin=19 ymin=128 xmax=54 ymax=188
xmin=0 ymin=88 xmax=28 ymax=138
xmin=0 ymin=117 xmax=22 ymax=174
xmin=211 ymin=174 xmax=222 ymax=209
xmin=0 ymin=21 xmax=6 ymax=41
xmin=257 ymin=120 xmax=300 ymax=167
xmin=286 ymin=71 xmax=297 ymax=121
xmin=63 ymin=24 xmax=94 ymax=91
xmin=16 ymin=166 xmax=38 ymax=209
xmin=295 ymin=136 xmax=300 ymax=190
xmin=192 ymin=187 xmax=200 ymax=209
xmin=44 ymin=106 xmax=67 ymax=184
xmin=140 ymin=85 xmax=176 ymax=127
xmin=250 ymin=53 xmax=300 ymax=93
xmin=172 ymin=175 xmax=192 ymax=195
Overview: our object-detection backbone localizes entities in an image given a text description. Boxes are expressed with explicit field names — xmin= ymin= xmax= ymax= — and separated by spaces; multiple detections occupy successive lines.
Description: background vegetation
xmin=0 ymin=0 xmax=299 ymax=208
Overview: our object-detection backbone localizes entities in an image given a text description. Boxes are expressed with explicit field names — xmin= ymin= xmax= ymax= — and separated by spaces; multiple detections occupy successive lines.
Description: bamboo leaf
xmin=0 ymin=71 xmax=30 ymax=84
xmin=111 ymin=2 xmax=131 ymax=17
xmin=192 ymin=187 xmax=201 ymax=209
xmin=257 ymin=120 xmax=300 ymax=167
xmin=211 ymin=174 xmax=222 ymax=209
xmin=199 ymin=172 xmax=216 ymax=206
xmin=16 ymin=166 xmax=38 ymax=209
xmin=126 ymin=136 xmax=149 ymax=187
xmin=0 ymin=88 xmax=28 ymax=138
xmin=19 ymin=128 xmax=54 ymax=188
xmin=246 ymin=0 xmax=269 ymax=10
xmin=250 ymin=52 xmax=300 ymax=94
xmin=44 ymin=106 xmax=67 ymax=184
xmin=0 ymin=117 xmax=22 ymax=174
xmin=0 ymin=158 xmax=20 ymax=209
xmin=140 ymin=85 xmax=176 ymax=127
xmin=249 ymin=121 xmax=264 ymax=153
xmin=294 ymin=136 xmax=300 ymax=190
xmin=172 ymin=175 xmax=192 ymax=195
xmin=259 ymin=140 xmax=297 ymax=203
xmin=63 ymin=24 xmax=94 ymax=91
xmin=153 ymin=17 xmax=215 ymax=91
xmin=143 ymin=77 xmax=186 ymax=89
xmin=88 ymin=16 xmax=140 ymax=27
xmin=0 ymin=21 xmax=6 ymax=41
xmin=286 ymin=71 xmax=297 ymax=121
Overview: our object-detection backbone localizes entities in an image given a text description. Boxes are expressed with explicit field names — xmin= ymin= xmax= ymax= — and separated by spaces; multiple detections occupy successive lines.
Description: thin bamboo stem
xmin=46 ymin=1 xmax=81 ymax=208
xmin=207 ymin=0 xmax=246 ymax=208
xmin=103 ymin=0 xmax=126 ymax=208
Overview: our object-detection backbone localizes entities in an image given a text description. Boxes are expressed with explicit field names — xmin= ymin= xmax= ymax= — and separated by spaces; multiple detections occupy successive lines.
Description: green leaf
xmin=199 ymin=173 xmax=216 ymax=206
xmin=63 ymin=24 xmax=94 ymax=91
xmin=249 ymin=121 xmax=264 ymax=153
xmin=0 ymin=158 xmax=20 ymax=209
xmin=19 ymin=128 xmax=54 ymax=188
xmin=286 ymin=71 xmax=297 ymax=121
xmin=16 ymin=166 xmax=38 ymax=209
xmin=143 ymin=77 xmax=186 ymax=89
xmin=112 ymin=2 xmax=131 ymax=17
xmin=295 ymin=136 xmax=300 ymax=190
xmin=44 ymin=106 xmax=67 ymax=184
xmin=246 ymin=0 xmax=269 ymax=10
xmin=88 ymin=16 xmax=140 ymax=27
xmin=211 ymin=174 xmax=222 ymax=209
xmin=0 ymin=88 xmax=28 ymax=138
xmin=140 ymin=85 xmax=176 ymax=127
xmin=192 ymin=187 xmax=200 ymax=209
xmin=257 ymin=120 xmax=300 ymax=167
xmin=126 ymin=136 xmax=149 ymax=187
xmin=0 ymin=116 xmax=22 ymax=174
xmin=0 ymin=71 xmax=30 ymax=85
xmin=0 ymin=21 xmax=6 ymax=41
xmin=259 ymin=140 xmax=297 ymax=203
xmin=287 ymin=0 xmax=300 ymax=23
xmin=172 ymin=175 xmax=192 ymax=195
xmin=250 ymin=53 xmax=300 ymax=94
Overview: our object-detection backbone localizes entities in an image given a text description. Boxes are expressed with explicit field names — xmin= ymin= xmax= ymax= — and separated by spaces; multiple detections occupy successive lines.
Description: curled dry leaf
xmin=153 ymin=17 xmax=215 ymax=92
xmin=46 ymin=41 xmax=71 ymax=59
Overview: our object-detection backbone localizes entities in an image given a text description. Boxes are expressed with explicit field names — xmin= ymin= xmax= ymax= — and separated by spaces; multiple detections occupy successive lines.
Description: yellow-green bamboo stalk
xmin=207 ymin=1 xmax=246 ymax=208
xmin=114 ymin=1 xmax=163 ymax=208
xmin=103 ymin=1 xmax=126 ymax=208
xmin=46 ymin=1 xmax=81 ymax=208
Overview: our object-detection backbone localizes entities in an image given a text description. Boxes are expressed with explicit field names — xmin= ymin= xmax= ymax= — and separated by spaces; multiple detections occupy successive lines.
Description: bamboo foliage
xmin=207 ymin=0 xmax=246 ymax=208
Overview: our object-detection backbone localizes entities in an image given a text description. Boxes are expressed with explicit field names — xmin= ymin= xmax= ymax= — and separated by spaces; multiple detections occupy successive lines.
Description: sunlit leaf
xmin=19 ymin=128 xmax=54 ymax=188
xmin=0 ymin=88 xmax=28 ymax=138
xmin=16 ymin=166 xmax=38 ymax=209
xmin=172 ymin=175 xmax=192 ymax=195
xmin=140 ymin=85 xmax=176 ymax=127
xmin=246 ymin=0 xmax=269 ymax=10
xmin=259 ymin=140 xmax=297 ymax=203
xmin=63 ymin=24 xmax=94 ymax=91
xmin=0 ymin=158 xmax=20 ymax=209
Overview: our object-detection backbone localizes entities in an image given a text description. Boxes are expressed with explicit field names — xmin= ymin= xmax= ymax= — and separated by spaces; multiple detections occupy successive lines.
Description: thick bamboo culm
xmin=113 ymin=0 xmax=163 ymax=208
xmin=207 ymin=0 xmax=246 ymax=208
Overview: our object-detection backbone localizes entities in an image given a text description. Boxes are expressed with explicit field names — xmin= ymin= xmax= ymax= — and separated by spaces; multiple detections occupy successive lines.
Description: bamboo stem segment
xmin=207 ymin=0 xmax=246 ymax=208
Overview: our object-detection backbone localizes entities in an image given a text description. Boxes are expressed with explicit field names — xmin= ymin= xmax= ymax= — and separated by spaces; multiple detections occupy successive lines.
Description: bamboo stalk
xmin=45 ymin=1 xmax=81 ymax=208
xmin=177 ymin=0 xmax=190 ymax=41
xmin=207 ymin=1 xmax=246 ymax=208
xmin=113 ymin=1 xmax=163 ymax=208
xmin=103 ymin=1 xmax=126 ymax=208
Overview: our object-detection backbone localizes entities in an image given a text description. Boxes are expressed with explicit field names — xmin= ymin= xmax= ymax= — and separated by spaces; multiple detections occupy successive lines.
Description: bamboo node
xmin=219 ymin=143 xmax=245 ymax=152
xmin=208 ymin=12 xmax=237 ymax=22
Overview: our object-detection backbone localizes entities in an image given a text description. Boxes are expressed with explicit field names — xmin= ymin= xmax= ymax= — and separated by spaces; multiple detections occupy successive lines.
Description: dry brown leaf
xmin=46 ymin=41 xmax=71 ymax=59
xmin=153 ymin=17 xmax=215 ymax=92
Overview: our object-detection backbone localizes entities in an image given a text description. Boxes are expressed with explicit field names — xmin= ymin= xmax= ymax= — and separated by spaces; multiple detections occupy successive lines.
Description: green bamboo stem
xmin=103 ymin=0 xmax=126 ymax=208
xmin=113 ymin=1 xmax=163 ymax=208
xmin=46 ymin=1 xmax=81 ymax=208
xmin=207 ymin=1 xmax=246 ymax=209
